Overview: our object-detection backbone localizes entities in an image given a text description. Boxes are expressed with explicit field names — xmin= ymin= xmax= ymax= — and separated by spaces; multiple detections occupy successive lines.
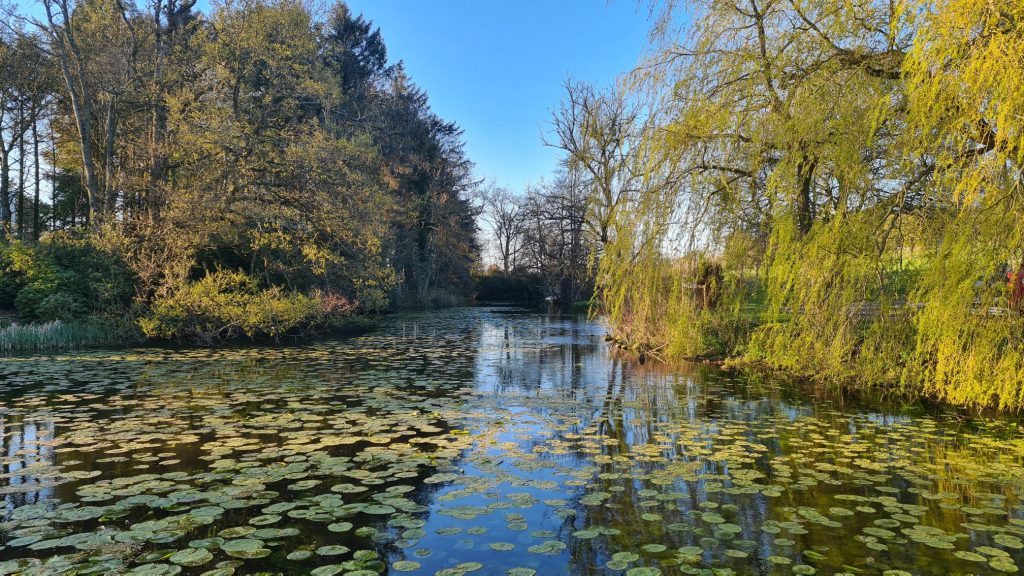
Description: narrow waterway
xmin=1 ymin=306 xmax=1022 ymax=575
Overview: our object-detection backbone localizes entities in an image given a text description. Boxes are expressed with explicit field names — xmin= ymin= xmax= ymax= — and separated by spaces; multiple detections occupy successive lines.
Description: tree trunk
xmin=45 ymin=0 xmax=103 ymax=228
xmin=149 ymin=0 xmax=168 ymax=221
xmin=17 ymin=105 xmax=26 ymax=239
xmin=32 ymin=113 xmax=41 ymax=240
xmin=149 ymin=100 xmax=167 ymax=220
xmin=103 ymin=96 xmax=118 ymax=216
xmin=0 ymin=149 xmax=10 ymax=235
xmin=62 ymin=77 xmax=101 ymax=226
xmin=50 ymin=122 xmax=58 ymax=231
xmin=795 ymin=156 xmax=816 ymax=236
xmin=1012 ymin=252 xmax=1024 ymax=312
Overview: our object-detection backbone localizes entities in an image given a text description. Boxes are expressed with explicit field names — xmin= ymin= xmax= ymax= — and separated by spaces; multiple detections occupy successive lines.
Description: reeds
xmin=0 ymin=319 xmax=132 ymax=353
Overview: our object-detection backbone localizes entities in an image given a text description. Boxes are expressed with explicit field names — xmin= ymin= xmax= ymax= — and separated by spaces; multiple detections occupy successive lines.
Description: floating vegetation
xmin=1 ymin=308 xmax=1024 ymax=575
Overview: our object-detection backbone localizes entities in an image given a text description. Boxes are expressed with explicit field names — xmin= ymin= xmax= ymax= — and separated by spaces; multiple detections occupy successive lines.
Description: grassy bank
xmin=0 ymin=318 xmax=142 ymax=354
xmin=0 ymin=314 xmax=382 ymax=355
xmin=598 ymin=245 xmax=1024 ymax=412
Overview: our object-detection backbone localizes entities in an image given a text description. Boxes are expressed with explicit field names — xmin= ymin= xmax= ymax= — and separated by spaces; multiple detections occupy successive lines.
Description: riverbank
xmin=0 ymin=234 xmax=476 ymax=354
xmin=600 ymin=279 xmax=1024 ymax=413
xmin=0 ymin=312 xmax=383 ymax=355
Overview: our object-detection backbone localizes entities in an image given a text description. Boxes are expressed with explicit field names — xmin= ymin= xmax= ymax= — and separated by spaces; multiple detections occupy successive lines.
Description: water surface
xmin=2 ymin=307 xmax=1024 ymax=576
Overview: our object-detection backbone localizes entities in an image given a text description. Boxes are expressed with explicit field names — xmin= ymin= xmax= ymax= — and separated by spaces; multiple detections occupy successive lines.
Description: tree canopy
xmin=591 ymin=0 xmax=1024 ymax=409
xmin=0 ymin=0 xmax=480 ymax=341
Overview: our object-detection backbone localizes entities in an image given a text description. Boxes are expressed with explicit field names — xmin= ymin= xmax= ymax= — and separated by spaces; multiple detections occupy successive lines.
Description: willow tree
xmin=898 ymin=0 xmax=1024 ymax=408
xmin=597 ymin=0 xmax=917 ymax=360
xmin=593 ymin=0 xmax=1024 ymax=408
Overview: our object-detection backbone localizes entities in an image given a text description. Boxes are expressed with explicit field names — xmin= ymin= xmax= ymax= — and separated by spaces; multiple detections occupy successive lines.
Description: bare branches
xmin=547 ymin=79 xmax=642 ymax=246
xmin=481 ymin=184 xmax=528 ymax=275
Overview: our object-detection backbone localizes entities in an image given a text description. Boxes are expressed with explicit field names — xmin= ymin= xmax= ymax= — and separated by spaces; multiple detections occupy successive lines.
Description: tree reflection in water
xmin=0 ymin=307 xmax=1022 ymax=575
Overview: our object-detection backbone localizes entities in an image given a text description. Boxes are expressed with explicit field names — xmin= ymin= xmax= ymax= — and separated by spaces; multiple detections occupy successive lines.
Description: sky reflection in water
xmin=1 ymin=307 xmax=1023 ymax=576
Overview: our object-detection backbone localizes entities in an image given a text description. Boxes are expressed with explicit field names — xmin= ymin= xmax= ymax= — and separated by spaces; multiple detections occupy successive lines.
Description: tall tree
xmin=549 ymin=80 xmax=639 ymax=247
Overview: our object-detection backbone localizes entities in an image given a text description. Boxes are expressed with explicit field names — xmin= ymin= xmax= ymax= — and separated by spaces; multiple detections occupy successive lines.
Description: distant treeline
xmin=477 ymin=168 xmax=596 ymax=306
xmin=0 ymin=0 xmax=478 ymax=345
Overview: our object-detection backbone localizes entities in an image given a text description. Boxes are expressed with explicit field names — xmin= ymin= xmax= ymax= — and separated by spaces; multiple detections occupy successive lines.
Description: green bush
xmin=34 ymin=291 xmax=90 ymax=321
xmin=139 ymin=270 xmax=341 ymax=344
xmin=692 ymin=257 xmax=724 ymax=309
xmin=0 ymin=243 xmax=29 ymax=309
xmin=0 ymin=234 xmax=135 ymax=322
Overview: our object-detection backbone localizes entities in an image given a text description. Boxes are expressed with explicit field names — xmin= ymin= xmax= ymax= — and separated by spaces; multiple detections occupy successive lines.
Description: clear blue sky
xmin=344 ymin=0 xmax=656 ymax=193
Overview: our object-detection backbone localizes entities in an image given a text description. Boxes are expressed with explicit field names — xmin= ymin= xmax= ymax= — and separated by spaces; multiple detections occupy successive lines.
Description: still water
xmin=2 ymin=307 xmax=1024 ymax=576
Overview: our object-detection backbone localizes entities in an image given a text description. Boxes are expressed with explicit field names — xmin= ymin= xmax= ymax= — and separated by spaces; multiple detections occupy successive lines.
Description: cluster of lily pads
xmin=0 ymin=308 xmax=1023 ymax=576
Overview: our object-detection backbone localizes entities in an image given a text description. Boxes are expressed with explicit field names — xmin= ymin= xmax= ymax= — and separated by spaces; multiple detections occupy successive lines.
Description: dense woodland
xmin=575 ymin=0 xmax=1024 ymax=410
xmin=0 ymin=0 xmax=479 ymax=344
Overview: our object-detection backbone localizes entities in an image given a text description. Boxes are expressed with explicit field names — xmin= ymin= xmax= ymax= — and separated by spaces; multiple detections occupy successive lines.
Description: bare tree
xmin=0 ymin=29 xmax=22 ymax=233
xmin=547 ymin=79 xmax=640 ymax=247
xmin=35 ymin=0 xmax=103 ymax=226
xmin=519 ymin=170 xmax=593 ymax=303
xmin=13 ymin=0 xmax=142 ymax=227
xmin=0 ymin=27 xmax=50 ymax=237
xmin=482 ymin=185 xmax=527 ymax=274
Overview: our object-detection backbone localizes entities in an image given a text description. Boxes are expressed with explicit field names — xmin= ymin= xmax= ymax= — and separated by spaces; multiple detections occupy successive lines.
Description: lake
xmin=2 ymin=306 xmax=1023 ymax=575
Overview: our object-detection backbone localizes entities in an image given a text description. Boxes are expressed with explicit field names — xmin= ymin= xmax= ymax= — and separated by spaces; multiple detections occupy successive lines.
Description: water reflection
xmin=0 ymin=307 xmax=1023 ymax=575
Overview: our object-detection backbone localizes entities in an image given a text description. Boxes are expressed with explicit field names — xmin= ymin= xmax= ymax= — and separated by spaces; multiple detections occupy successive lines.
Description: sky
xmin=342 ymin=0 xmax=656 ymax=193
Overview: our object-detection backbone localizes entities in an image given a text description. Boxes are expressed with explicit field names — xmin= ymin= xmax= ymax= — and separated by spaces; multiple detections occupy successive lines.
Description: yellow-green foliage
xmin=597 ymin=219 xmax=755 ymax=360
xmin=593 ymin=180 xmax=691 ymax=357
xmin=896 ymin=0 xmax=1024 ymax=409
xmin=139 ymin=270 xmax=329 ymax=344
xmin=746 ymin=213 xmax=915 ymax=386
xmin=906 ymin=213 xmax=1024 ymax=410
xmin=734 ymin=204 xmax=1024 ymax=410
xmin=596 ymin=0 xmax=1024 ymax=410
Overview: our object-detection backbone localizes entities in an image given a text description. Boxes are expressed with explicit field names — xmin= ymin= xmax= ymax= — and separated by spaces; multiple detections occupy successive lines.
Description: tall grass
xmin=0 ymin=319 xmax=138 ymax=354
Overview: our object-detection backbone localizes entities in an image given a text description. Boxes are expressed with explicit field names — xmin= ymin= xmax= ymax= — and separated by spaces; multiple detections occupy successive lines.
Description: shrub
xmin=690 ymin=257 xmax=724 ymax=310
xmin=0 ymin=234 xmax=135 ymax=322
xmin=313 ymin=289 xmax=358 ymax=318
xmin=139 ymin=270 xmax=341 ymax=344
xmin=0 ymin=250 xmax=25 ymax=309
xmin=34 ymin=291 xmax=90 ymax=321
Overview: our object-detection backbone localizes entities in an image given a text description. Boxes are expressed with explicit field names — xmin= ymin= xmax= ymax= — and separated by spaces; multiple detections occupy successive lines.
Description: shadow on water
xmin=1 ymin=306 xmax=1024 ymax=575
